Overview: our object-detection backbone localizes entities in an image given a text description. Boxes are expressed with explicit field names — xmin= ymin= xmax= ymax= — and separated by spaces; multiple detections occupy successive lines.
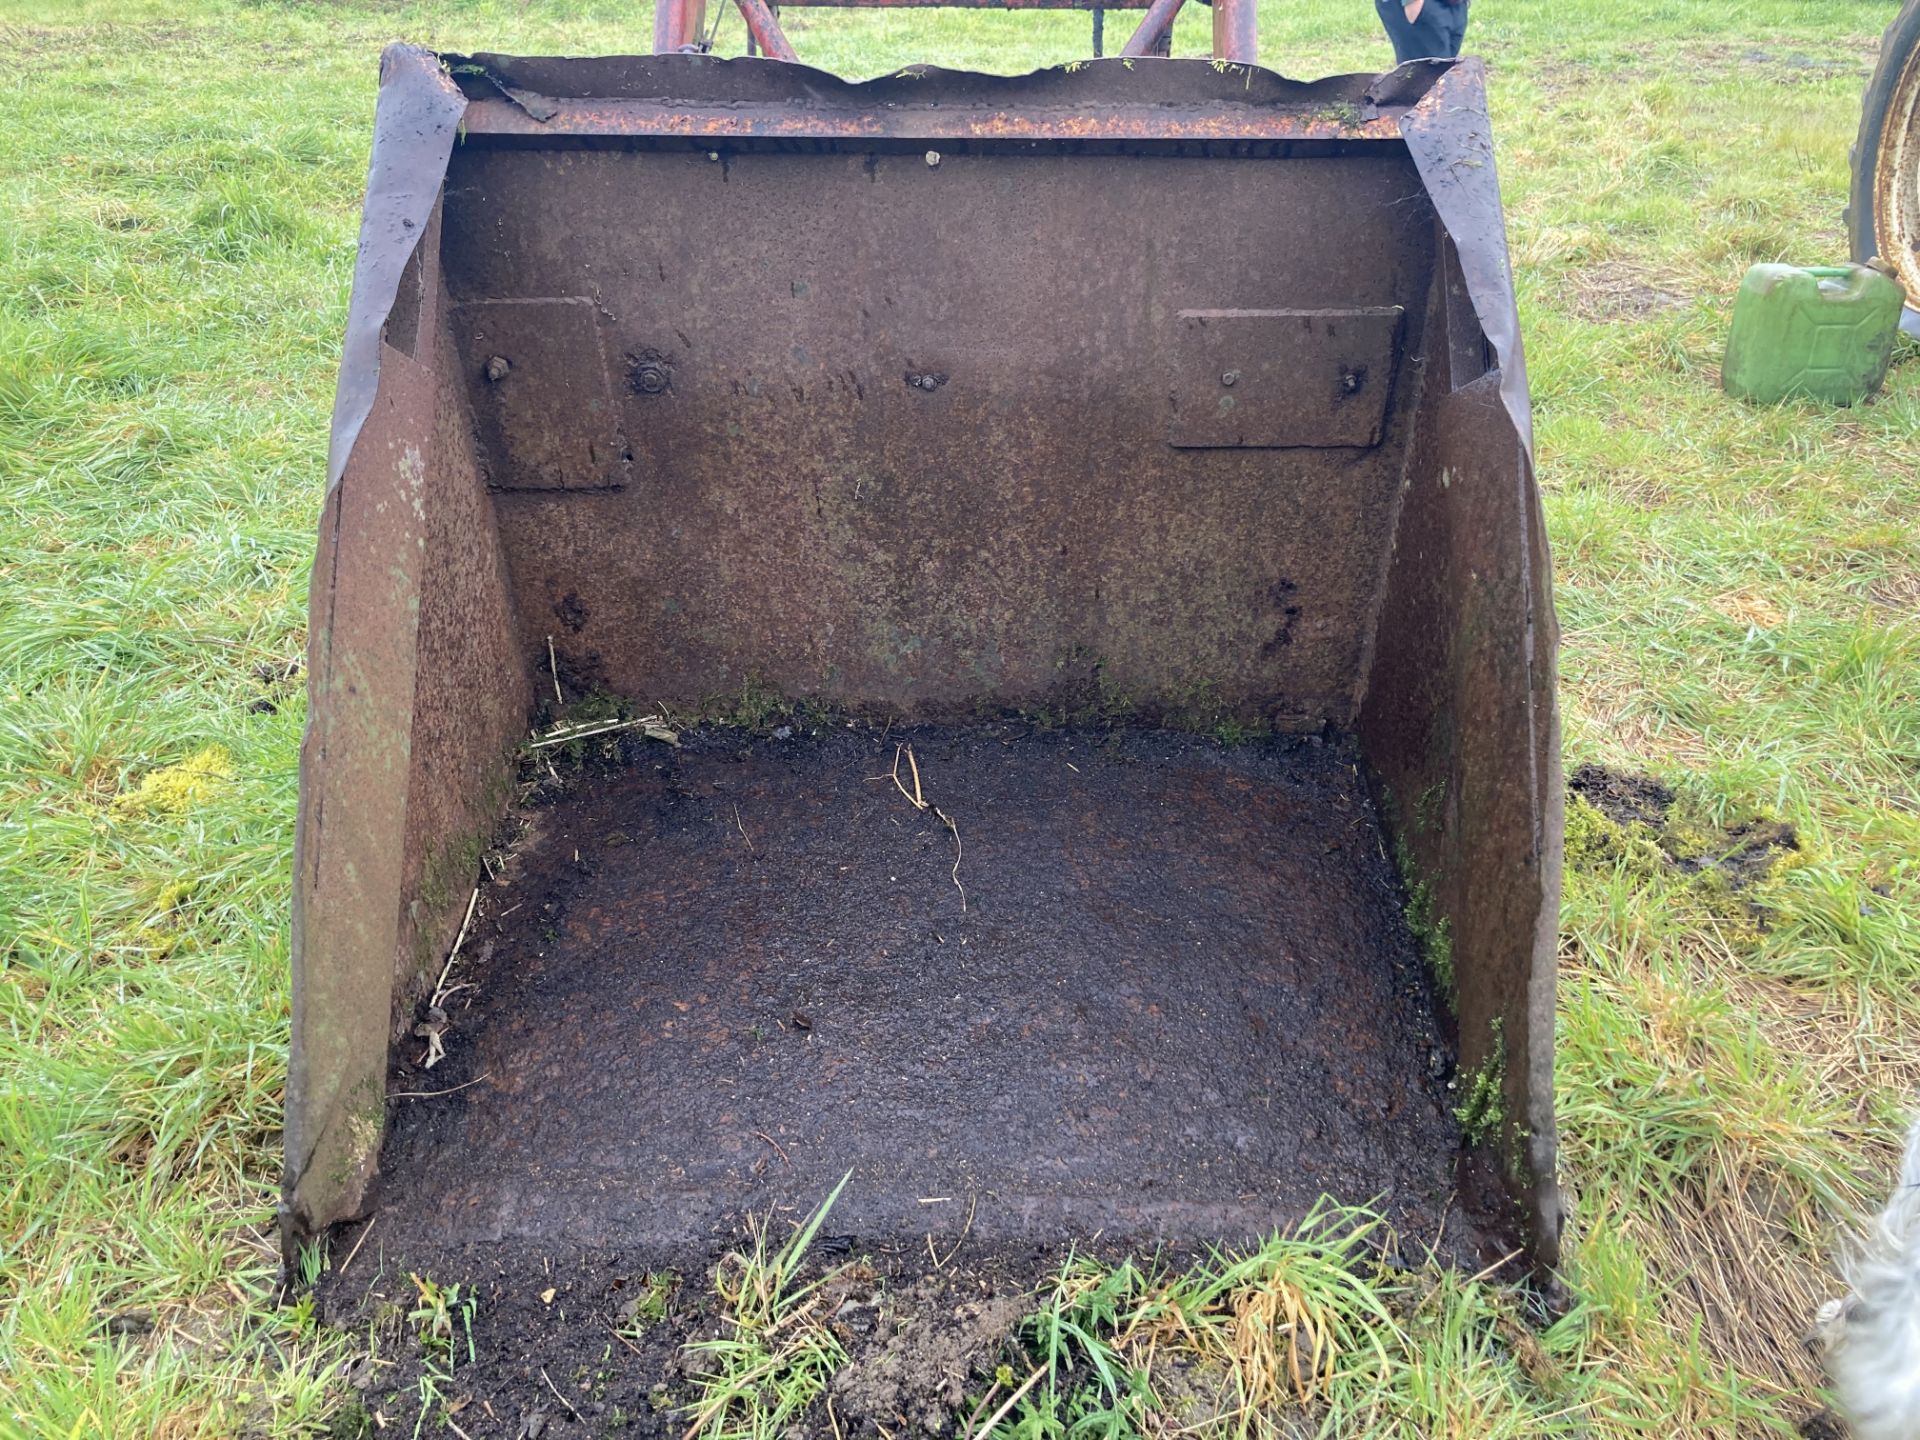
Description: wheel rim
xmin=1874 ymin=29 xmax=1920 ymax=314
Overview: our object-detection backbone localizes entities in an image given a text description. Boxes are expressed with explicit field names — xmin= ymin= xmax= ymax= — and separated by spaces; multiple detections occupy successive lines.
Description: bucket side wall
xmin=395 ymin=271 xmax=532 ymax=1005
xmin=1357 ymin=232 xmax=1564 ymax=1271
xmin=285 ymin=205 xmax=528 ymax=1246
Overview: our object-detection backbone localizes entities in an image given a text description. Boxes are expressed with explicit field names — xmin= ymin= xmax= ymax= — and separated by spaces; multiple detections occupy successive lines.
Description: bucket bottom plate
xmin=374 ymin=724 xmax=1472 ymax=1259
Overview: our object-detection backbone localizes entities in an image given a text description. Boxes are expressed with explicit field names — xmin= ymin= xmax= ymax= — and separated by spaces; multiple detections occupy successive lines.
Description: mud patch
xmin=1145 ymin=1352 xmax=1246 ymax=1435
xmin=319 ymin=1244 xmax=706 ymax=1439
xmin=319 ymin=1241 xmax=1080 ymax=1439
xmin=1569 ymin=761 xmax=1674 ymax=829
xmin=1797 ymin=1407 xmax=1849 ymax=1440
xmin=1567 ymin=762 xmax=1799 ymax=893
xmin=829 ymin=1276 xmax=1027 ymax=1433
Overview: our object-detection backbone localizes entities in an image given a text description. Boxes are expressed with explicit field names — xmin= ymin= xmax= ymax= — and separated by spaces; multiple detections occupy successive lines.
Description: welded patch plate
xmin=374 ymin=725 xmax=1470 ymax=1258
xmin=1170 ymin=308 xmax=1404 ymax=449
xmin=450 ymin=297 xmax=628 ymax=490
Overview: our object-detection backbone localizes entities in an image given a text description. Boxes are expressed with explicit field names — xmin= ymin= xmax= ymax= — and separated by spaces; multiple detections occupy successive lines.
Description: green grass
xmin=682 ymin=1173 xmax=854 ymax=1439
xmin=964 ymin=1203 xmax=1589 ymax=1438
xmin=2 ymin=0 xmax=1917 ymax=1435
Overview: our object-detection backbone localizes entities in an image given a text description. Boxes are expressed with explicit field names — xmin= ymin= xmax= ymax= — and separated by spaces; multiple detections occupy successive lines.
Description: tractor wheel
xmin=1850 ymin=0 xmax=1920 ymax=334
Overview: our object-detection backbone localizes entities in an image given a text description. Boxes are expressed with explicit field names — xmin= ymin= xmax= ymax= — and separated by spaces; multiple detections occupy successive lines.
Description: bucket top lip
xmin=437 ymin=48 xmax=1457 ymax=139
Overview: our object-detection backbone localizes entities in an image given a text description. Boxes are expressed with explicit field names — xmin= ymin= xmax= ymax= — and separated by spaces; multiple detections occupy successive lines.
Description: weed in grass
xmin=680 ymin=1171 xmax=854 ymax=1439
xmin=1006 ymin=1257 xmax=1156 ymax=1438
xmin=395 ymin=1274 xmax=476 ymax=1440
xmin=618 ymin=1270 xmax=682 ymax=1333
xmin=406 ymin=1272 xmax=475 ymax=1369
xmin=978 ymin=1204 xmax=1593 ymax=1438
xmin=1168 ymin=1204 xmax=1400 ymax=1417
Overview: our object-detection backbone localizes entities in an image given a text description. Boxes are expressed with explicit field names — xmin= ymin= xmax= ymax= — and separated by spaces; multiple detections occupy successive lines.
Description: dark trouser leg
xmin=1375 ymin=0 xmax=1469 ymax=62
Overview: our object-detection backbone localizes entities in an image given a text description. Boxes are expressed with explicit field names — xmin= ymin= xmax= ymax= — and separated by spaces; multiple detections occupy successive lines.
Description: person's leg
xmin=1374 ymin=0 xmax=1413 ymax=63
xmin=1376 ymin=0 xmax=1459 ymax=63
xmin=1443 ymin=0 xmax=1470 ymax=56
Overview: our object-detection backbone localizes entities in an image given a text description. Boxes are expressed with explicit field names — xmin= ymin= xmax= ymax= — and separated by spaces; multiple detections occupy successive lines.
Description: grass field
xmin=2 ymin=0 xmax=1917 ymax=1434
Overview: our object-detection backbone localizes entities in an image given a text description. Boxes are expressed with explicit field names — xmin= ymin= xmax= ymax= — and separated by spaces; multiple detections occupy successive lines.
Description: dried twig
xmin=930 ymin=1192 xmax=977 ymax=1270
xmin=931 ymin=805 xmax=966 ymax=912
xmin=540 ymin=1366 xmax=583 ymax=1421
xmin=889 ymin=745 xmax=927 ymax=811
xmin=337 ymin=1215 xmax=378 ymax=1276
xmin=734 ymin=803 xmax=754 ymax=853
xmin=432 ymin=888 xmax=480 ymax=1001
xmin=420 ymin=887 xmax=481 ymax=1068
xmin=546 ymin=636 xmax=563 ymax=707
xmin=886 ymin=746 xmax=966 ymax=909
xmin=754 ymin=1129 xmax=791 ymax=1166
xmin=969 ymin=1364 xmax=1045 ymax=1438
xmin=389 ymin=1072 xmax=493 ymax=1101
xmin=531 ymin=715 xmax=678 ymax=749
xmin=1425 ymin=1187 xmax=1457 ymax=1263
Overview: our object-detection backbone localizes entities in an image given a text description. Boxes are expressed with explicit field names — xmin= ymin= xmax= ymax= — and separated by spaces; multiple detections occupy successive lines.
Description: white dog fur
xmin=1813 ymin=1107 xmax=1920 ymax=1440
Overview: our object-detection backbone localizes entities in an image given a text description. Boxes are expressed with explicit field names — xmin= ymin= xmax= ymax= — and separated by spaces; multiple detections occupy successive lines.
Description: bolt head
xmin=925 ymin=150 xmax=941 ymax=168
xmin=1221 ymin=369 xmax=1240 ymax=387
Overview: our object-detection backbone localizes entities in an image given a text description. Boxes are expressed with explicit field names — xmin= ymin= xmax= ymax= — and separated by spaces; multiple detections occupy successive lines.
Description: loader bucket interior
xmin=285 ymin=49 xmax=1564 ymax=1273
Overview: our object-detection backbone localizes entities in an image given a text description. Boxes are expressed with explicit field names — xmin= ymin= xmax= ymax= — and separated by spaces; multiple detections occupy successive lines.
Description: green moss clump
xmin=109 ymin=747 xmax=232 ymax=820
xmin=1562 ymin=794 xmax=1666 ymax=877
xmin=1396 ymin=838 xmax=1456 ymax=1008
xmin=1657 ymin=818 xmax=1715 ymax=864
xmin=134 ymin=878 xmax=200 ymax=958
xmin=1453 ymin=1018 xmax=1506 ymax=1146
xmin=1565 ymin=775 xmax=1812 ymax=947
xmin=1414 ymin=781 xmax=1446 ymax=836
xmin=707 ymin=678 xmax=789 ymax=730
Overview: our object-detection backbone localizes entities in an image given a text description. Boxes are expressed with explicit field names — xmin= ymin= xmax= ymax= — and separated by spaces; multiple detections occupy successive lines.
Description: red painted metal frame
xmin=657 ymin=0 xmax=1254 ymax=63
xmin=1119 ymin=0 xmax=1182 ymax=57
xmin=736 ymin=0 xmax=801 ymax=60
xmin=653 ymin=0 xmax=707 ymax=51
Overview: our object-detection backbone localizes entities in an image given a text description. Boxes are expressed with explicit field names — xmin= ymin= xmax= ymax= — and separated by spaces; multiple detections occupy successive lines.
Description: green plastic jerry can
xmin=1722 ymin=263 xmax=1905 ymax=406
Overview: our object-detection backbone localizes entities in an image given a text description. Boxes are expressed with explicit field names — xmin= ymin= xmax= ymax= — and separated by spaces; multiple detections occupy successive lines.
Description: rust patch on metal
xmin=458 ymin=96 xmax=1407 ymax=141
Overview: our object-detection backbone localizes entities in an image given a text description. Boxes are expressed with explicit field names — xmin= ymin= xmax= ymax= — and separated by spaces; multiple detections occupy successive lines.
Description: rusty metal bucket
xmin=283 ymin=46 xmax=1564 ymax=1276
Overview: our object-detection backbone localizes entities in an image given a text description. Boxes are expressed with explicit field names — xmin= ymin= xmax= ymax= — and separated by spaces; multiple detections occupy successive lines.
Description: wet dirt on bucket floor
xmin=370 ymin=722 xmax=1468 ymax=1261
